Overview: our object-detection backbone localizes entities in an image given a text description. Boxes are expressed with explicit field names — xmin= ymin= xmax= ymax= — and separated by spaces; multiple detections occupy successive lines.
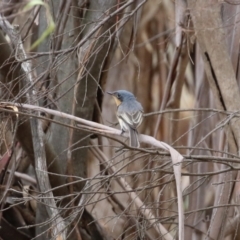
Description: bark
xmin=185 ymin=45 xmax=211 ymax=240
xmin=69 ymin=0 xmax=118 ymax=191
xmin=46 ymin=1 xmax=79 ymax=176
xmin=187 ymin=1 xmax=240 ymax=239
xmin=0 ymin=30 xmax=68 ymax=197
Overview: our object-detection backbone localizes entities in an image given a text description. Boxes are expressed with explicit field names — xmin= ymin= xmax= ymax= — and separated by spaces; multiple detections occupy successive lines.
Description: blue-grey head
xmin=107 ymin=90 xmax=136 ymax=106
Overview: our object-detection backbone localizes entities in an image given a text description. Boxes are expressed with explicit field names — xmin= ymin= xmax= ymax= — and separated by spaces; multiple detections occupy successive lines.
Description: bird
xmin=107 ymin=90 xmax=143 ymax=148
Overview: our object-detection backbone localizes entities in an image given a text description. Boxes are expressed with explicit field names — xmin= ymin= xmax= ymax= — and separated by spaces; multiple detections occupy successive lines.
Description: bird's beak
xmin=107 ymin=91 xmax=121 ymax=106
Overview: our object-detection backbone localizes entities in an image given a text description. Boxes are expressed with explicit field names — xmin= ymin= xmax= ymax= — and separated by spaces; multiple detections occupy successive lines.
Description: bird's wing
xmin=118 ymin=110 xmax=143 ymax=129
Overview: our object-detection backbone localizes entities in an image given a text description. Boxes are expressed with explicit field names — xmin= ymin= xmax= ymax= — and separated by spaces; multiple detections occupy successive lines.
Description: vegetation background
xmin=0 ymin=0 xmax=240 ymax=239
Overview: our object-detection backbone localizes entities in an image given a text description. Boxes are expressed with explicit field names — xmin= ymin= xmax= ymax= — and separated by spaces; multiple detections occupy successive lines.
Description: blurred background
xmin=0 ymin=0 xmax=240 ymax=239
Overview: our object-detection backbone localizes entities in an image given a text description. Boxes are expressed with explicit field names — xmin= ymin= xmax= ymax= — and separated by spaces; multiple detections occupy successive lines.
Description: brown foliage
xmin=0 ymin=0 xmax=240 ymax=240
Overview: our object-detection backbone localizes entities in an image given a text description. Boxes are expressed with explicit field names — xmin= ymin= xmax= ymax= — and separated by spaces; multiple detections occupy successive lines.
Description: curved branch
xmin=0 ymin=101 xmax=184 ymax=240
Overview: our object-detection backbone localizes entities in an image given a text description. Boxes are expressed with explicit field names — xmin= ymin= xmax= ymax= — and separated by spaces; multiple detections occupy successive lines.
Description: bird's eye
xmin=117 ymin=93 xmax=120 ymax=99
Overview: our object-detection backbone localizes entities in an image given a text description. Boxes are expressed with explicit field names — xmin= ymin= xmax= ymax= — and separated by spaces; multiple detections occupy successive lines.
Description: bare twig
xmin=0 ymin=15 xmax=66 ymax=239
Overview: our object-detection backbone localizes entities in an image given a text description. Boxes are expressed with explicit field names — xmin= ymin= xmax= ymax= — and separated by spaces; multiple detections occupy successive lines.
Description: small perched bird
xmin=107 ymin=90 xmax=143 ymax=148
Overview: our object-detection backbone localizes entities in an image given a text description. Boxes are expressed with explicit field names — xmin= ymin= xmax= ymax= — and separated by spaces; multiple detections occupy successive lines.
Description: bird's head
xmin=107 ymin=90 xmax=135 ymax=106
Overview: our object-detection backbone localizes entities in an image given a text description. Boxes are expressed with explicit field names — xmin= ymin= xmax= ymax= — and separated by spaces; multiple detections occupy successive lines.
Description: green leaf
xmin=24 ymin=0 xmax=55 ymax=50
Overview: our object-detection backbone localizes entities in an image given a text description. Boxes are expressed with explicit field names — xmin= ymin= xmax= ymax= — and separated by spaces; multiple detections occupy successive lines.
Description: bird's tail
xmin=129 ymin=128 xmax=140 ymax=148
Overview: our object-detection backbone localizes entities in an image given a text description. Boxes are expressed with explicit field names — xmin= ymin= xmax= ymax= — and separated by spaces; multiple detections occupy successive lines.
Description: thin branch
xmin=0 ymin=15 xmax=66 ymax=239
xmin=0 ymin=101 xmax=184 ymax=240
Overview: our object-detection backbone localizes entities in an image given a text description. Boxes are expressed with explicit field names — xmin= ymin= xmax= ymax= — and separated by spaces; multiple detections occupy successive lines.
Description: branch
xmin=91 ymin=144 xmax=174 ymax=240
xmin=187 ymin=1 xmax=240 ymax=239
xmin=0 ymin=13 xmax=69 ymax=200
xmin=0 ymin=14 xmax=66 ymax=239
xmin=0 ymin=101 xmax=184 ymax=240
